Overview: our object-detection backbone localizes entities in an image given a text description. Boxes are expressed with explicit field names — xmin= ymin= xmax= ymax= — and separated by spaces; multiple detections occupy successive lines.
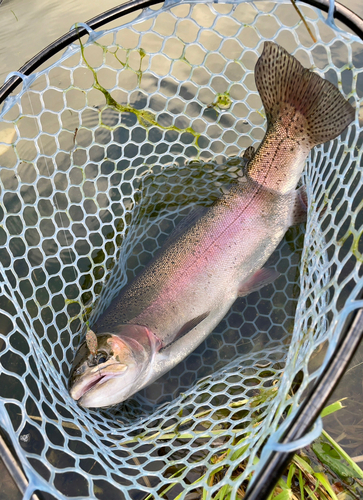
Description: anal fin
xmin=238 ymin=268 xmax=280 ymax=297
xmin=290 ymin=186 xmax=308 ymax=226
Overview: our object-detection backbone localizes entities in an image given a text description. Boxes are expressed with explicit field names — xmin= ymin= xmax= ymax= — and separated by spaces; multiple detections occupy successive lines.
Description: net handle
xmin=305 ymin=0 xmax=363 ymax=34
xmin=0 ymin=431 xmax=40 ymax=500
xmin=244 ymin=306 xmax=363 ymax=500
xmin=0 ymin=0 xmax=363 ymax=106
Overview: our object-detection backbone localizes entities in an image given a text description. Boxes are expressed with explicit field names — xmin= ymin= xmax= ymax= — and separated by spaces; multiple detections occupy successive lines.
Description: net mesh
xmin=0 ymin=0 xmax=362 ymax=498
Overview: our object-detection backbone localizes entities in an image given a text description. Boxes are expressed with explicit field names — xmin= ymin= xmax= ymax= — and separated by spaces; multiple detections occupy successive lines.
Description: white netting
xmin=0 ymin=0 xmax=362 ymax=498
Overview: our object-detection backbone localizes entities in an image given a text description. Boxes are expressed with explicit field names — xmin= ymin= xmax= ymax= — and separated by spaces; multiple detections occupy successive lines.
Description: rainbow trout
xmin=69 ymin=42 xmax=354 ymax=408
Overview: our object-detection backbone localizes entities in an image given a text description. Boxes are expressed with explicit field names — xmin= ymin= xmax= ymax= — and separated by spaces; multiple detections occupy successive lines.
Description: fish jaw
xmin=78 ymin=367 xmax=139 ymax=408
xmin=70 ymin=361 xmax=128 ymax=407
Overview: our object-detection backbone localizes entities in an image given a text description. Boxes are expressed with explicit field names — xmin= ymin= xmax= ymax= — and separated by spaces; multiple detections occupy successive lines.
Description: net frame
xmin=245 ymin=308 xmax=363 ymax=499
xmin=0 ymin=0 xmax=362 ymax=499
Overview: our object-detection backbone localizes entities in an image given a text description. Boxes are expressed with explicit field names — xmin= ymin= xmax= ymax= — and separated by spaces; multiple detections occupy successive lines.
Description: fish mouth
xmin=78 ymin=373 xmax=112 ymax=397
xmin=70 ymin=363 xmax=127 ymax=403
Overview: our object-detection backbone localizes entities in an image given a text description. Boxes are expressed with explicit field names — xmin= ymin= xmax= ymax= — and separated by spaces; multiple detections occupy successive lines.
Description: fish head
xmin=69 ymin=325 xmax=154 ymax=408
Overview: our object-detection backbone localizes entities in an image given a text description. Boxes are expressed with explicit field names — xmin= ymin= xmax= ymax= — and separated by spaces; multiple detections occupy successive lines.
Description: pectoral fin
xmin=238 ymin=268 xmax=280 ymax=297
xmin=290 ymin=186 xmax=308 ymax=226
xmin=174 ymin=312 xmax=210 ymax=340
xmin=161 ymin=311 xmax=210 ymax=351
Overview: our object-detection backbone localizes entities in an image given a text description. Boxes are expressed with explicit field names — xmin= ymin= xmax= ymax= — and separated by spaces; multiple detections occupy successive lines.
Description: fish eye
xmin=86 ymin=350 xmax=109 ymax=367
xmin=97 ymin=351 xmax=108 ymax=364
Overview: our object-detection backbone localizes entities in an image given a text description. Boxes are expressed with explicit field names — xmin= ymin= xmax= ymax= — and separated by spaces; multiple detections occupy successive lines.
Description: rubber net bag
xmin=0 ymin=0 xmax=362 ymax=498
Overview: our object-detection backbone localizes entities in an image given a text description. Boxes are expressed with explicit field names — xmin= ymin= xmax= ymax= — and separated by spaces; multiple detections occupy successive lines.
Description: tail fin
xmin=255 ymin=42 xmax=355 ymax=146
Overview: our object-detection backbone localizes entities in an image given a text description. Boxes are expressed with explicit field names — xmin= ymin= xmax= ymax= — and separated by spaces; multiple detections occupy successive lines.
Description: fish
xmin=69 ymin=42 xmax=355 ymax=408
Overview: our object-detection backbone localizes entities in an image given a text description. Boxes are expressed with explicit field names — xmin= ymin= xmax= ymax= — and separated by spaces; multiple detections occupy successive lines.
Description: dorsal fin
xmin=163 ymin=206 xmax=208 ymax=247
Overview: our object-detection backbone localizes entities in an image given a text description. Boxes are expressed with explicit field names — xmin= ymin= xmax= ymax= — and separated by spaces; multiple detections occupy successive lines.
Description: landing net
xmin=0 ymin=0 xmax=362 ymax=498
